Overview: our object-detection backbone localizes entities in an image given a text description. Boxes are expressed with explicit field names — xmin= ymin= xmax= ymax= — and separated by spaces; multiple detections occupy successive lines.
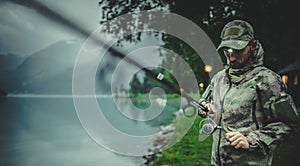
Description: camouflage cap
xmin=217 ymin=20 xmax=254 ymax=50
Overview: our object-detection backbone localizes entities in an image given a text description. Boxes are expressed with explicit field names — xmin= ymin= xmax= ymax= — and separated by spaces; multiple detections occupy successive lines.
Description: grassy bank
xmin=149 ymin=115 xmax=213 ymax=166
xmin=129 ymin=93 xmax=213 ymax=165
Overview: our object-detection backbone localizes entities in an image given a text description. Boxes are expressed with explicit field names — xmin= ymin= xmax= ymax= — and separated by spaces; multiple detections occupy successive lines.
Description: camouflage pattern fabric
xmin=217 ymin=19 xmax=255 ymax=50
xmin=200 ymin=41 xmax=300 ymax=166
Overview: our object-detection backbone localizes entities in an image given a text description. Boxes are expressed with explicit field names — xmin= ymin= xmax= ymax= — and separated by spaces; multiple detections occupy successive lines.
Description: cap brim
xmin=217 ymin=40 xmax=249 ymax=51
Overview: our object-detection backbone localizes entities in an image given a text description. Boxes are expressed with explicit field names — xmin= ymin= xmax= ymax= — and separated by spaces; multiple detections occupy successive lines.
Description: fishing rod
xmin=5 ymin=0 xmax=209 ymax=117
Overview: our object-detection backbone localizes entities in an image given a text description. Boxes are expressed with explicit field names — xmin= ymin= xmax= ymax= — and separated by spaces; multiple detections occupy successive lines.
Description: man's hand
xmin=225 ymin=132 xmax=249 ymax=149
xmin=206 ymin=103 xmax=216 ymax=118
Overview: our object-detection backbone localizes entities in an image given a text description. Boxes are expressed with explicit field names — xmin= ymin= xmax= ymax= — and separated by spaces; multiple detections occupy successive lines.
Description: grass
xmin=129 ymin=93 xmax=212 ymax=165
xmin=149 ymin=115 xmax=213 ymax=166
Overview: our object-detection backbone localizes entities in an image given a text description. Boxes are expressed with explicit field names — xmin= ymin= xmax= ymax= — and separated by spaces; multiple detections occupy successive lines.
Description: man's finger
xmin=225 ymin=132 xmax=239 ymax=140
xmin=226 ymin=132 xmax=240 ymax=141
xmin=231 ymin=137 xmax=243 ymax=146
xmin=225 ymin=132 xmax=250 ymax=149
xmin=235 ymin=141 xmax=246 ymax=149
xmin=229 ymin=133 xmax=243 ymax=142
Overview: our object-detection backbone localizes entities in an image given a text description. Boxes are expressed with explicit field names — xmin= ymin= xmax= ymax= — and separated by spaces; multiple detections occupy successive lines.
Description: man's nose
xmin=229 ymin=55 xmax=237 ymax=62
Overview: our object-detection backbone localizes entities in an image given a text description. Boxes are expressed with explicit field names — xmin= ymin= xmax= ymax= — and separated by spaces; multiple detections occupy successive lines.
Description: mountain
xmin=0 ymin=38 xmax=129 ymax=95
xmin=0 ymin=52 xmax=25 ymax=72
xmin=0 ymin=52 xmax=25 ymax=92
xmin=0 ymin=39 xmax=82 ymax=93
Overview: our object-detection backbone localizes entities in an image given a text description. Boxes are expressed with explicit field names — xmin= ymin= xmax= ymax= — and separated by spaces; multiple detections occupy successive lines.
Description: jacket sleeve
xmin=199 ymin=83 xmax=213 ymax=104
xmin=199 ymin=75 xmax=215 ymax=106
xmin=246 ymin=72 xmax=300 ymax=155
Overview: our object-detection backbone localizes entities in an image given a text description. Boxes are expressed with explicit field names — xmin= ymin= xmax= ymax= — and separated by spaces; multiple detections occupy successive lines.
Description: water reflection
xmin=0 ymin=96 xmax=158 ymax=166
xmin=107 ymin=95 xmax=177 ymax=136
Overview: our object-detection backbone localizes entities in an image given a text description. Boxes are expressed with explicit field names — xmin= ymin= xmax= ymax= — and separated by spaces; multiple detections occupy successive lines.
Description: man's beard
xmin=230 ymin=60 xmax=248 ymax=69
xmin=229 ymin=52 xmax=252 ymax=69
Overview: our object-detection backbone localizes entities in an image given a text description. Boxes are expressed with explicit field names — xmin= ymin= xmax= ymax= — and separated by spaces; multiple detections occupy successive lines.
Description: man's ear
xmin=250 ymin=39 xmax=257 ymax=50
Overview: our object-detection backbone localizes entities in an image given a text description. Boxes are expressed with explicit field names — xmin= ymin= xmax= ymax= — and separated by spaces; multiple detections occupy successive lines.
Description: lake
xmin=0 ymin=95 xmax=180 ymax=166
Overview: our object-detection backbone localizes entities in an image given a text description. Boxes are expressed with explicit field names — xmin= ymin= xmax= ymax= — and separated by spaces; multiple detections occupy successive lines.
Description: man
xmin=199 ymin=19 xmax=300 ymax=165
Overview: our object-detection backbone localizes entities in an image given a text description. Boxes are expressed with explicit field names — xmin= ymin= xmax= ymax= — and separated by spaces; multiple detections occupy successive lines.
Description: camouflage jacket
xmin=200 ymin=42 xmax=300 ymax=166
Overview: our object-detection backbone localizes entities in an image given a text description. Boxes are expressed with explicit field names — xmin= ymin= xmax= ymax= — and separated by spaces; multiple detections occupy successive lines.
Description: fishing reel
xmin=198 ymin=115 xmax=218 ymax=141
xmin=182 ymin=99 xmax=219 ymax=141
xmin=182 ymin=100 xmax=210 ymax=118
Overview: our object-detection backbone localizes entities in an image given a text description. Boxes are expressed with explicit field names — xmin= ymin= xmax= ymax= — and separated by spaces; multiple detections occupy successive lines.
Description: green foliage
xmin=98 ymin=0 xmax=299 ymax=73
xmin=129 ymin=67 xmax=180 ymax=95
xmin=129 ymin=74 xmax=143 ymax=94
xmin=150 ymin=116 xmax=213 ymax=166
xmin=160 ymin=35 xmax=210 ymax=90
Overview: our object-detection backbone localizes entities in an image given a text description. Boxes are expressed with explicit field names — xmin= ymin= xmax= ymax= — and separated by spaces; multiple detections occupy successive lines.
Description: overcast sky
xmin=0 ymin=0 xmax=100 ymax=56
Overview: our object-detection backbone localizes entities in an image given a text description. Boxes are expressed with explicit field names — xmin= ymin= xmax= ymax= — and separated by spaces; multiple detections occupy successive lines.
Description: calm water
xmin=0 ymin=96 xmax=176 ymax=166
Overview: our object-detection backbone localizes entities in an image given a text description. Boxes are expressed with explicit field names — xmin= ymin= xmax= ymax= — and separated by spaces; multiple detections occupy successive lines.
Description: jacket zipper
xmin=217 ymin=70 xmax=232 ymax=166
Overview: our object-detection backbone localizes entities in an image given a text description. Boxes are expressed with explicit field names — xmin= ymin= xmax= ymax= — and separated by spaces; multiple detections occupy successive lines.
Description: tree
xmin=98 ymin=0 xmax=300 ymax=85
xmin=129 ymin=67 xmax=180 ymax=94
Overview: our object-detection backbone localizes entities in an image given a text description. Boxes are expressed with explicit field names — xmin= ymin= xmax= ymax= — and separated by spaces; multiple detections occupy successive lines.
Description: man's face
xmin=223 ymin=45 xmax=252 ymax=69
